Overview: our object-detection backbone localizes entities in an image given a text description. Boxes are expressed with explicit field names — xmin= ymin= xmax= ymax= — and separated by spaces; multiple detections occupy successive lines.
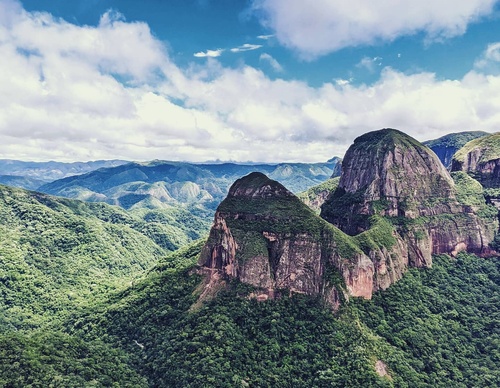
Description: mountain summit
xmin=199 ymin=129 xmax=498 ymax=307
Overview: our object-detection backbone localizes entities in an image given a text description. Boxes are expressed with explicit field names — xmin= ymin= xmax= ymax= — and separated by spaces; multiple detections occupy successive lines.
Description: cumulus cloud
xmin=194 ymin=48 xmax=224 ymax=58
xmin=3 ymin=0 xmax=500 ymax=163
xmin=230 ymin=43 xmax=262 ymax=52
xmin=251 ymin=0 xmax=498 ymax=58
xmin=259 ymin=53 xmax=283 ymax=72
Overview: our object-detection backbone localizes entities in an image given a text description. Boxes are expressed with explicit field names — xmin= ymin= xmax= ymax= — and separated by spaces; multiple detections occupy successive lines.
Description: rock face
xmin=199 ymin=172 xmax=380 ymax=307
xmin=321 ymin=128 xmax=496 ymax=265
xmin=199 ymin=129 xmax=498 ymax=308
xmin=451 ymin=132 xmax=500 ymax=188
xmin=423 ymin=131 xmax=488 ymax=169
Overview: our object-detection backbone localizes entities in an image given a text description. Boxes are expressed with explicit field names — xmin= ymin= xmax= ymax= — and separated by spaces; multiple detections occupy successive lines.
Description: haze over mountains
xmin=0 ymin=129 xmax=499 ymax=386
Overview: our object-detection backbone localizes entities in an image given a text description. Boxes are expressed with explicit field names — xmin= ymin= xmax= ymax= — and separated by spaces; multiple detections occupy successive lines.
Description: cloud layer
xmin=2 ymin=0 xmax=500 ymax=163
xmin=252 ymin=0 xmax=498 ymax=58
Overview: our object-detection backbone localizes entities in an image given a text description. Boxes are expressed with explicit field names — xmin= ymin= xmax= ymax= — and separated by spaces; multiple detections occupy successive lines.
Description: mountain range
xmin=0 ymin=130 xmax=499 ymax=386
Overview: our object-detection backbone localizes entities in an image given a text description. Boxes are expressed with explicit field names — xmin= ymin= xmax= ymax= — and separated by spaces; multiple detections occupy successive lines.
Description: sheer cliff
xmin=199 ymin=129 xmax=498 ymax=308
xmin=451 ymin=132 xmax=500 ymax=188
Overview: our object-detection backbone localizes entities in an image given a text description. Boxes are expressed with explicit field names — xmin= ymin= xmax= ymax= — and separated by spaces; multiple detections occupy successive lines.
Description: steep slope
xmin=423 ymin=131 xmax=488 ymax=168
xmin=0 ymin=184 xmax=172 ymax=330
xmin=451 ymin=132 xmax=500 ymax=188
xmin=321 ymin=128 xmax=496 ymax=264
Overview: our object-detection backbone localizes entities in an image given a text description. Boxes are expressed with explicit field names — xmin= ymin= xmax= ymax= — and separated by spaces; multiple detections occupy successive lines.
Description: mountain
xmin=423 ymin=131 xmax=488 ymax=168
xmin=451 ymin=132 xmax=500 ymax=188
xmin=38 ymin=160 xmax=339 ymax=212
xmin=0 ymin=175 xmax=47 ymax=190
xmin=200 ymin=129 xmax=498 ymax=307
xmin=1 ymin=129 xmax=499 ymax=386
xmin=0 ymin=184 xmax=176 ymax=331
xmin=0 ymin=159 xmax=127 ymax=182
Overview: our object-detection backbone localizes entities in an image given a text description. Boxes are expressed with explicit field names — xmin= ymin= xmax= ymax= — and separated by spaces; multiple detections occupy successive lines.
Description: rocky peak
xmin=451 ymin=132 xmax=500 ymax=188
xmin=328 ymin=129 xmax=455 ymax=222
xmin=198 ymin=129 xmax=498 ymax=309
xmin=227 ymin=172 xmax=294 ymax=199
xmin=321 ymin=128 xmax=496 ymax=262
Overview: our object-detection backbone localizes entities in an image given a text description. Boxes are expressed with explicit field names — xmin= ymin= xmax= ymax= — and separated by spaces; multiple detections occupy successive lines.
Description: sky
xmin=1 ymin=0 xmax=500 ymax=163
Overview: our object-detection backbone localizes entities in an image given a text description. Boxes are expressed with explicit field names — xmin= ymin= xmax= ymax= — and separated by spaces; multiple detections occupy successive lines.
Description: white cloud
xmin=194 ymin=48 xmax=224 ymax=58
xmin=259 ymin=53 xmax=283 ymax=72
xmin=3 ymin=1 xmax=500 ymax=164
xmin=334 ymin=78 xmax=351 ymax=86
xmin=474 ymin=42 xmax=500 ymax=74
xmin=230 ymin=43 xmax=262 ymax=53
xmin=257 ymin=34 xmax=274 ymax=40
xmin=356 ymin=56 xmax=383 ymax=73
xmin=251 ymin=0 xmax=498 ymax=58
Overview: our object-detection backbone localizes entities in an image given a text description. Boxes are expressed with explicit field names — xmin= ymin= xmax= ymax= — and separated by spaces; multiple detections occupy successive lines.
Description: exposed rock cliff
xmin=199 ymin=172 xmax=382 ymax=307
xmin=199 ymin=129 xmax=498 ymax=308
xmin=451 ymin=132 xmax=500 ymax=188
xmin=423 ymin=131 xmax=487 ymax=168
xmin=321 ymin=128 xmax=497 ymax=264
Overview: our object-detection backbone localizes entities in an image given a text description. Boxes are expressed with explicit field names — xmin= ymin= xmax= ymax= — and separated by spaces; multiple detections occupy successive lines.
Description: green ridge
xmin=453 ymin=132 xmax=500 ymax=164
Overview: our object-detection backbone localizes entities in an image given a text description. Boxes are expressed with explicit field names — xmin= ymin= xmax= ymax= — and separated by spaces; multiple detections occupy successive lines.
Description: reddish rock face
xmin=199 ymin=130 xmax=498 ymax=309
xmin=321 ymin=128 xmax=496 ymax=264
xmin=451 ymin=137 xmax=500 ymax=188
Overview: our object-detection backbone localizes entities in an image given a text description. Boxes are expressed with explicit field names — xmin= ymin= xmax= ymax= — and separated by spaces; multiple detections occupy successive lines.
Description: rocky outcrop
xmin=200 ymin=173 xmax=340 ymax=304
xmin=199 ymin=129 xmax=498 ymax=309
xmin=423 ymin=131 xmax=487 ymax=169
xmin=321 ymin=128 xmax=496 ymax=265
xmin=451 ymin=132 xmax=500 ymax=188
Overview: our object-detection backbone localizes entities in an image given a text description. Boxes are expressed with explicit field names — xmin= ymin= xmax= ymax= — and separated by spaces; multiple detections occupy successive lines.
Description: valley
xmin=0 ymin=129 xmax=498 ymax=387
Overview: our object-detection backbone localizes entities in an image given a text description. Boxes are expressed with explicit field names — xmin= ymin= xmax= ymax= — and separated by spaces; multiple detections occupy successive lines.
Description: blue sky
xmin=2 ymin=0 xmax=500 ymax=162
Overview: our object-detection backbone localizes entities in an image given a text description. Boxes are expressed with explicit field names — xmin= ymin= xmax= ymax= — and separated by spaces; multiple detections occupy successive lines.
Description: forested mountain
xmin=4 ymin=241 xmax=495 ymax=387
xmin=37 ymin=160 xmax=339 ymax=212
xmin=423 ymin=131 xmax=488 ymax=168
xmin=0 ymin=129 xmax=499 ymax=386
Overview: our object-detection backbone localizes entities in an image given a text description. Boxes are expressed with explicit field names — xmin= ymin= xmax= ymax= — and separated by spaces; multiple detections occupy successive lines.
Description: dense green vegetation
xmin=353 ymin=253 xmax=500 ymax=387
xmin=0 ymin=184 xmax=170 ymax=330
xmin=73 ymin=242 xmax=393 ymax=387
xmin=66 ymin=244 xmax=499 ymax=387
xmin=453 ymin=132 xmax=500 ymax=165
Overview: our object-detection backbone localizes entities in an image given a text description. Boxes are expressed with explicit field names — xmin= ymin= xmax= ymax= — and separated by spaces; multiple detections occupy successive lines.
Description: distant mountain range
xmin=37 ymin=159 xmax=341 ymax=211
xmin=0 ymin=131 xmax=492 ymax=212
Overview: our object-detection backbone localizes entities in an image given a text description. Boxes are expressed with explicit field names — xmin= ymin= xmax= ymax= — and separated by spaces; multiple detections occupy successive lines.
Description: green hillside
xmin=63 ymin=243 xmax=499 ymax=387
xmin=0 ymin=184 xmax=173 ymax=330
